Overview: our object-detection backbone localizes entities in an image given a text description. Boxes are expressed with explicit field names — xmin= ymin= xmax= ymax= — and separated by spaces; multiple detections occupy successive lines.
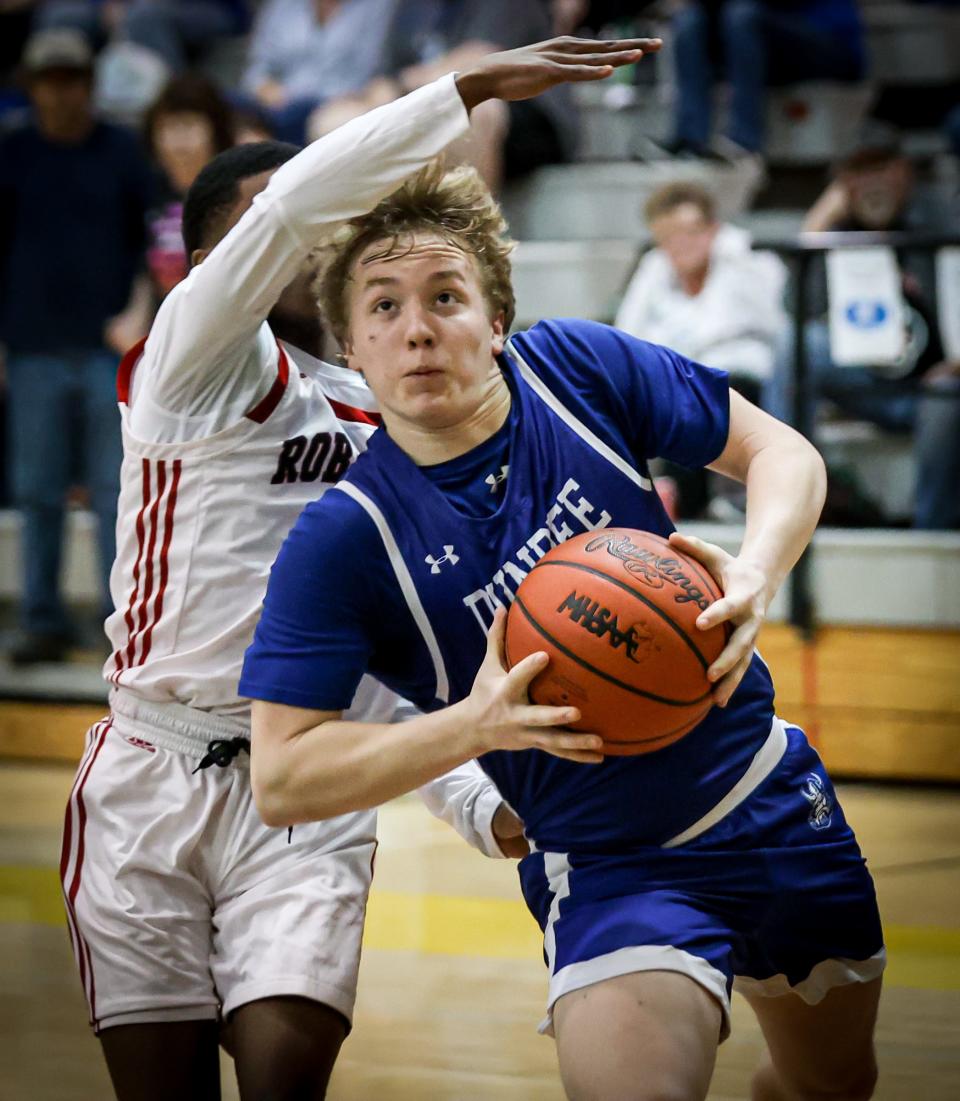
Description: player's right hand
xmin=455 ymin=36 xmax=662 ymax=111
xmin=464 ymin=608 xmax=604 ymax=764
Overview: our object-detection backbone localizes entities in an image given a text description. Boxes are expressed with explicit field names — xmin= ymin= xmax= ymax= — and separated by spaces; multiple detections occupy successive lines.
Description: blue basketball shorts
xmin=518 ymin=721 xmax=885 ymax=1038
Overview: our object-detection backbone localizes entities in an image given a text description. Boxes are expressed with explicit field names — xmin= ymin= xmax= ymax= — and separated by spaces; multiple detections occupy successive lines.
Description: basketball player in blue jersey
xmin=240 ymin=165 xmax=884 ymax=1101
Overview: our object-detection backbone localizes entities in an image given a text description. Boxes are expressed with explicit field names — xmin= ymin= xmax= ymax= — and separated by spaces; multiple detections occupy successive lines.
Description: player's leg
xmin=743 ymin=976 xmax=881 ymax=1101
xmin=728 ymin=724 xmax=884 ymax=1099
xmin=99 ymin=1021 xmax=221 ymax=1101
xmin=553 ymin=970 xmax=722 ymax=1101
xmin=62 ymin=726 xmax=224 ymax=1090
xmin=521 ymin=850 xmax=733 ymax=1101
xmin=212 ymin=800 xmax=377 ymax=1101
xmin=230 ymin=996 xmax=348 ymax=1101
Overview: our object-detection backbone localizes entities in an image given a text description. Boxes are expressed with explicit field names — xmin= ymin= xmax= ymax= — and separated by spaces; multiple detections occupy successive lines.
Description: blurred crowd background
xmin=0 ymin=0 xmax=958 ymax=665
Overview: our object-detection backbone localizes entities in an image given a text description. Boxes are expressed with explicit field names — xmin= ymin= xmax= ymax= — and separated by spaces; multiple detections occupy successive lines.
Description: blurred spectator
xmin=34 ymin=1 xmax=250 ymax=70
xmin=143 ymin=73 xmax=234 ymax=297
xmin=309 ymin=0 xmax=575 ymax=192
xmin=0 ymin=29 xmax=152 ymax=662
xmin=1 ymin=1 xmax=35 ymax=90
xmin=616 ymin=180 xmax=787 ymax=518
xmin=945 ymin=102 xmax=960 ymax=159
xmin=616 ymin=181 xmax=787 ymax=391
xmin=667 ymin=0 xmax=865 ymax=159
xmin=241 ymin=0 xmax=399 ymax=143
xmin=232 ymin=104 xmax=274 ymax=145
xmin=551 ymin=1 xmax=658 ymax=35
xmin=764 ymin=144 xmax=960 ymax=530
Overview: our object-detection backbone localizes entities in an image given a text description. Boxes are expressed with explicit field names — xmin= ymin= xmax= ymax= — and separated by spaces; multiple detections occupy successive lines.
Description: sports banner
xmin=826 ymin=247 xmax=905 ymax=367
xmin=935 ymin=246 xmax=960 ymax=361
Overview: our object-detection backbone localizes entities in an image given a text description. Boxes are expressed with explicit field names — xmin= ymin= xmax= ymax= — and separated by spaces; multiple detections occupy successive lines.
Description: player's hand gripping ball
xmin=504 ymin=529 xmax=727 ymax=755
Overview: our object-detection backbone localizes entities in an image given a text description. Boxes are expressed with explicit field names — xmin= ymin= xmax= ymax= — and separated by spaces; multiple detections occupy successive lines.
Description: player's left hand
xmin=668 ymin=530 xmax=770 ymax=709
xmin=455 ymin=36 xmax=662 ymax=110
xmin=492 ymin=802 xmax=529 ymax=859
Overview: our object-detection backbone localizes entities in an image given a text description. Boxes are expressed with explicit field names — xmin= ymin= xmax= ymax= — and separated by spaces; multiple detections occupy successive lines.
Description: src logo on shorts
xmin=558 ymin=590 xmax=644 ymax=663
xmin=800 ymin=772 xmax=833 ymax=831
xmin=123 ymin=735 xmax=156 ymax=753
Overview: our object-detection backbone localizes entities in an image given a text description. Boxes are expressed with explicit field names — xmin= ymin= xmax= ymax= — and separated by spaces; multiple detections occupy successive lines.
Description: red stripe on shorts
xmin=62 ymin=720 xmax=110 ymax=1023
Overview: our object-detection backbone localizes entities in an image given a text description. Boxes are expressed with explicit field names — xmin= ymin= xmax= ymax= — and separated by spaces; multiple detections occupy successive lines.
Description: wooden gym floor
xmin=1 ymin=624 xmax=959 ymax=1097
xmin=1 ymin=757 xmax=959 ymax=1099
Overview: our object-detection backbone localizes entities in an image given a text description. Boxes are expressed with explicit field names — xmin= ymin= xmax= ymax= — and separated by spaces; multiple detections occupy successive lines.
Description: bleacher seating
xmin=764 ymin=82 xmax=877 ymax=165
xmin=501 ymin=158 xmax=764 ymax=242
xmin=510 ymin=239 xmax=639 ymax=328
xmin=862 ymin=0 xmax=960 ymax=85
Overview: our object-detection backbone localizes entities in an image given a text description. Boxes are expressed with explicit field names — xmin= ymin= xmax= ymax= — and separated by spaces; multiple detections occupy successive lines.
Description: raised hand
xmin=464 ymin=608 xmax=604 ymax=764
xmin=668 ymin=530 xmax=770 ymax=709
xmin=456 ymin=36 xmax=662 ymax=110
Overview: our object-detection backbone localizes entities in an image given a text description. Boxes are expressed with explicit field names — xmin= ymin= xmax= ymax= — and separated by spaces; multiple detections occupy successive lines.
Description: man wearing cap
xmin=0 ymin=29 xmax=153 ymax=664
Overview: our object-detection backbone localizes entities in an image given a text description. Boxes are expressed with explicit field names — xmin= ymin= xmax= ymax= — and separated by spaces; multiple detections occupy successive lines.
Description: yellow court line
xmin=3 ymin=867 xmax=959 ymax=992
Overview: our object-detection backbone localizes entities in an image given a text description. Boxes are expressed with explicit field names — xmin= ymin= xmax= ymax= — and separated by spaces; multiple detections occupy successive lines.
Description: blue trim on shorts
xmin=518 ymin=726 xmax=884 ymax=991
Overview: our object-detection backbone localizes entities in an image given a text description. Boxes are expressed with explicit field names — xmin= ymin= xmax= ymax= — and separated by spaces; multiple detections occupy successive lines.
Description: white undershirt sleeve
xmin=133 ymin=74 xmax=470 ymax=434
xmin=417 ymin=761 xmax=507 ymax=860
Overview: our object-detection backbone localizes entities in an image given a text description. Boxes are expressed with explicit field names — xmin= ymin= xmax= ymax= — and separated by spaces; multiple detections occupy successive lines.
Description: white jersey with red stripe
xmin=100 ymin=73 xmax=470 ymax=720
xmin=60 ymin=75 xmax=505 ymax=1035
xmin=104 ymin=336 xmax=379 ymax=716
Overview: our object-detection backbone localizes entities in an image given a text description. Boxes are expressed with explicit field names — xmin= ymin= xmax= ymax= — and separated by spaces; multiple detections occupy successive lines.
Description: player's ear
xmin=191 ymin=247 xmax=208 ymax=267
xmin=491 ymin=312 xmax=505 ymax=356
xmin=339 ymin=334 xmax=362 ymax=374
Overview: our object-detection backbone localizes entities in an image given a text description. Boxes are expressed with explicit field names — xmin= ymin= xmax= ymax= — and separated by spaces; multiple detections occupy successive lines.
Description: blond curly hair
xmin=317 ymin=161 xmax=516 ymax=344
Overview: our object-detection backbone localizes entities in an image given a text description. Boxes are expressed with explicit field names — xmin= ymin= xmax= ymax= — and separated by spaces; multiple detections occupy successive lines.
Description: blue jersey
xmin=241 ymin=319 xmax=778 ymax=850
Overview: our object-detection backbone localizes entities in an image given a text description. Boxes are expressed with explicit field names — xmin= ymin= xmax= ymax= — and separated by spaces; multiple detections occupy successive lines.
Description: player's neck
xmin=269 ymin=313 xmax=326 ymax=360
xmin=387 ymin=374 xmax=512 ymax=466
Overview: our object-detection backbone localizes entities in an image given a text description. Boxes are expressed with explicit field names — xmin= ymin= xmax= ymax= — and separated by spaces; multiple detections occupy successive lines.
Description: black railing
xmin=751 ymin=232 xmax=960 ymax=636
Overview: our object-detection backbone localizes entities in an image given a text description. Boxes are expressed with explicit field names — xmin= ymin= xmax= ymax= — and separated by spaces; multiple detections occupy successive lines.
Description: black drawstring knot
xmin=192 ymin=737 xmax=250 ymax=773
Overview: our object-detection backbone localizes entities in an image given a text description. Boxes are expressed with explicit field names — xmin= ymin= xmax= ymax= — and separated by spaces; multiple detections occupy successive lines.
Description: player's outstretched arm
xmin=455 ymin=36 xmax=661 ymax=109
xmin=151 ymin=35 xmax=661 ymax=404
xmin=250 ymin=610 xmax=602 ymax=828
xmin=676 ymin=392 xmax=827 ymax=707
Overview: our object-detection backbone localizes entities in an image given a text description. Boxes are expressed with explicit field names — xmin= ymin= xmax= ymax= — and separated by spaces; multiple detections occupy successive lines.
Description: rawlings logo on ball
xmin=557 ymin=591 xmax=644 ymax=663
xmin=584 ymin=533 xmax=711 ymax=612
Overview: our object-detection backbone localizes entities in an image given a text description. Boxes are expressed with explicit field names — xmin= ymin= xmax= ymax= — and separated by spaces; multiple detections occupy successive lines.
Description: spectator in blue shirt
xmin=667 ymin=0 xmax=865 ymax=159
xmin=308 ymin=0 xmax=575 ymax=192
xmin=241 ymin=0 xmax=400 ymax=144
xmin=0 ymin=29 xmax=152 ymax=663
xmin=34 ymin=0 xmax=250 ymax=70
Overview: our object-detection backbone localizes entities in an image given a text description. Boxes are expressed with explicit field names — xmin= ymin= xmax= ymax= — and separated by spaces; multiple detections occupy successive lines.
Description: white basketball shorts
xmin=60 ymin=715 xmax=377 ymax=1032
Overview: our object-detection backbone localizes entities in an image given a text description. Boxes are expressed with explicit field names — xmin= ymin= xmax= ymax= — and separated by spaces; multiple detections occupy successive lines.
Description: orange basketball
xmin=504 ymin=528 xmax=726 ymax=755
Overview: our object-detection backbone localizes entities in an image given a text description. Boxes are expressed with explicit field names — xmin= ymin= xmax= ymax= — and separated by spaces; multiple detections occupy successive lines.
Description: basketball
xmin=504 ymin=529 xmax=727 ymax=755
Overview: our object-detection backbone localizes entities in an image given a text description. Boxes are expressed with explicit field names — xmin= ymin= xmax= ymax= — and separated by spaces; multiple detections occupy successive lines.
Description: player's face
xmin=844 ymin=161 xmax=911 ymax=229
xmin=342 ymin=234 xmax=506 ymax=431
xmin=193 ymin=168 xmax=321 ymax=320
xmin=650 ymin=203 xmax=718 ymax=280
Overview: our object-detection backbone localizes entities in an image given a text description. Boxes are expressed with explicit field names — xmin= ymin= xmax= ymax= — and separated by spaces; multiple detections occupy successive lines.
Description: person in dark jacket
xmin=0 ymin=29 xmax=152 ymax=662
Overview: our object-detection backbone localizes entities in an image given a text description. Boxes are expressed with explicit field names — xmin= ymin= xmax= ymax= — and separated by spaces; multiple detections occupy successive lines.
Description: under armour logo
xmin=425 ymin=545 xmax=460 ymax=574
xmin=484 ymin=465 xmax=510 ymax=492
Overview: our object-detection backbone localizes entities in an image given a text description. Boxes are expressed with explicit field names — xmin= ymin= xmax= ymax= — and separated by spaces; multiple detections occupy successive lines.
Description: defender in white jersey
xmin=58 ymin=38 xmax=654 ymax=1100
